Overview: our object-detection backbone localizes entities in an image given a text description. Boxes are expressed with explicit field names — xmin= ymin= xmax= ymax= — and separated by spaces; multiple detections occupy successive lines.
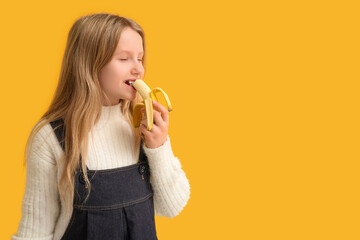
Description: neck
xmin=102 ymin=99 xmax=121 ymax=107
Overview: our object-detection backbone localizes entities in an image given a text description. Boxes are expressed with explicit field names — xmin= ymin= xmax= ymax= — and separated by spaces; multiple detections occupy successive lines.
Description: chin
xmin=123 ymin=95 xmax=136 ymax=102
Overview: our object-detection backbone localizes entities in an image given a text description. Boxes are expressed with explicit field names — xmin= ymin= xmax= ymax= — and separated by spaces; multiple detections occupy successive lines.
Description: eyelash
xmin=120 ymin=59 xmax=143 ymax=62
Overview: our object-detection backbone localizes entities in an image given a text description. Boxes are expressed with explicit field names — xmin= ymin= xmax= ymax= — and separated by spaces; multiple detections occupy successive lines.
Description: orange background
xmin=1 ymin=0 xmax=359 ymax=239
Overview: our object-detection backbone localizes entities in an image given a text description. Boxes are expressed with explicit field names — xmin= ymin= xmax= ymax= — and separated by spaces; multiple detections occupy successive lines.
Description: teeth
xmin=129 ymin=80 xmax=135 ymax=86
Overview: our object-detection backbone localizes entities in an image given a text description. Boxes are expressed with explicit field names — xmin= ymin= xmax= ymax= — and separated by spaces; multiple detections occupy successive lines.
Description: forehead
xmin=118 ymin=50 xmax=143 ymax=55
xmin=114 ymin=28 xmax=143 ymax=55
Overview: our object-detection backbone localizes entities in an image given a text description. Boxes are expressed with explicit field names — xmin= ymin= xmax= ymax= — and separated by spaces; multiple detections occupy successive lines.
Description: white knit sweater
xmin=11 ymin=101 xmax=190 ymax=240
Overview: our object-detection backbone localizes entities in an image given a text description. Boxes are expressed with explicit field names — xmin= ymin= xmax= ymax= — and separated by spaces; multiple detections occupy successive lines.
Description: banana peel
xmin=131 ymin=79 xmax=172 ymax=131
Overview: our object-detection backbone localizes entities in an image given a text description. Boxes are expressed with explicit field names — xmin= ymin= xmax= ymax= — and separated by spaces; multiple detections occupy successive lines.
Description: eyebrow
xmin=119 ymin=50 xmax=144 ymax=55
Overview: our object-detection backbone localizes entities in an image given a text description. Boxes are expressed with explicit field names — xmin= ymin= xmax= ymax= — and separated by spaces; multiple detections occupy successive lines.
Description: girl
xmin=12 ymin=13 xmax=190 ymax=240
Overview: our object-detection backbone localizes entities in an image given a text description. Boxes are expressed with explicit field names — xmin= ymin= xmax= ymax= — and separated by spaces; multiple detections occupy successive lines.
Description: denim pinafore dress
xmin=50 ymin=119 xmax=158 ymax=240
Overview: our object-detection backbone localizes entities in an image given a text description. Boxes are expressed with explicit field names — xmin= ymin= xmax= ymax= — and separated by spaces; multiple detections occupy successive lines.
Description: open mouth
xmin=124 ymin=80 xmax=136 ymax=87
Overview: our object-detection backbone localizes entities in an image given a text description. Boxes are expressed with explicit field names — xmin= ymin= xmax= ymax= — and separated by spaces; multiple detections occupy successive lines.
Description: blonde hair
xmin=24 ymin=13 xmax=146 ymax=210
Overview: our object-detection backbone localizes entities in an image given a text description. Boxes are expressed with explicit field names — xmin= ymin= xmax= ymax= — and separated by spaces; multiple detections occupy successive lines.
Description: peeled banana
xmin=130 ymin=79 xmax=172 ymax=131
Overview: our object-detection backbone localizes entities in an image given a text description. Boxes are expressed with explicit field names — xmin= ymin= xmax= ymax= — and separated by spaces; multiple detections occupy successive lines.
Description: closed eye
xmin=120 ymin=59 xmax=142 ymax=62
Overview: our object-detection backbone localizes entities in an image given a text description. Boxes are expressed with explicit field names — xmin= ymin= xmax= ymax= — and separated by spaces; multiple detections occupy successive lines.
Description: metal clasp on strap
xmin=138 ymin=163 xmax=149 ymax=180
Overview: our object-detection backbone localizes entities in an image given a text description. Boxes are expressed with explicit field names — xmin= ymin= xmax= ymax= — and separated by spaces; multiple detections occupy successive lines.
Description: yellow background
xmin=1 ymin=0 xmax=359 ymax=239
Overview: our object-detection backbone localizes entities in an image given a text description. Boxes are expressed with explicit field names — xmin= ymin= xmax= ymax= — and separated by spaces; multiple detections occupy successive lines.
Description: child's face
xmin=99 ymin=27 xmax=144 ymax=105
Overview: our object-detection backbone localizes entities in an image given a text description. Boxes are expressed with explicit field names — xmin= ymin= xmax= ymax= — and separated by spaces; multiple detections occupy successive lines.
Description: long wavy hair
xmin=24 ymin=13 xmax=145 ymax=210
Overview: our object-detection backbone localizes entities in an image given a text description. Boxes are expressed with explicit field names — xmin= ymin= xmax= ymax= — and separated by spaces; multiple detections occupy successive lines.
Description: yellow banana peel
xmin=130 ymin=79 xmax=172 ymax=131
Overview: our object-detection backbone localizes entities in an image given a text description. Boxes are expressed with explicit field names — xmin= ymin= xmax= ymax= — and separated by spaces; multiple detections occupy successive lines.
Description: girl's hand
xmin=139 ymin=100 xmax=169 ymax=148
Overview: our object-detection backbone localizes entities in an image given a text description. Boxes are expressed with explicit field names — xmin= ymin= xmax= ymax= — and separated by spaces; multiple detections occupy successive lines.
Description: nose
xmin=131 ymin=60 xmax=144 ymax=78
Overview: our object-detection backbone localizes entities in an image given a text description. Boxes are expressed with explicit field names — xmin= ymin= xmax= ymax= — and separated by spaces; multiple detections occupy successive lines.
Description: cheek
xmin=99 ymin=65 xmax=124 ymax=87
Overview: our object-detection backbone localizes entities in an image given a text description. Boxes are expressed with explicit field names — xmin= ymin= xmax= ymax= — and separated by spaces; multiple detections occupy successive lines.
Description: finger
xmin=152 ymin=100 xmax=169 ymax=123
xmin=140 ymin=117 xmax=155 ymax=129
xmin=141 ymin=108 xmax=162 ymax=125
xmin=153 ymin=110 xmax=165 ymax=127
xmin=140 ymin=132 xmax=145 ymax=140
xmin=139 ymin=123 xmax=151 ymax=136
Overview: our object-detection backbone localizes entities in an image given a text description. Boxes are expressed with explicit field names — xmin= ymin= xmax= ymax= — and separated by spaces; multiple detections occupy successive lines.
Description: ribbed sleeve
xmin=11 ymin=126 xmax=60 ymax=240
xmin=142 ymin=135 xmax=191 ymax=218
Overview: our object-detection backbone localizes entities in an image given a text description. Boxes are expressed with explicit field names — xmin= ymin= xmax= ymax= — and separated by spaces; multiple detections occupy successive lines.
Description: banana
xmin=130 ymin=79 xmax=173 ymax=131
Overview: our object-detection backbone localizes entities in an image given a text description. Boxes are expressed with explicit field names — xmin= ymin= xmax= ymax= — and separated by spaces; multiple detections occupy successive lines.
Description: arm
xmin=143 ymin=135 xmax=191 ymax=218
xmin=12 ymin=125 xmax=60 ymax=240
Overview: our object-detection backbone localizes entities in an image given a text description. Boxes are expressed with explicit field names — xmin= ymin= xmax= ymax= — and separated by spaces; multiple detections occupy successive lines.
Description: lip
xmin=125 ymin=83 xmax=136 ymax=91
xmin=124 ymin=78 xmax=138 ymax=82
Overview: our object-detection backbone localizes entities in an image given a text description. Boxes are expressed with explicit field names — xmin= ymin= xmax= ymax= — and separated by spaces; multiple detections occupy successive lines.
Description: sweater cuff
xmin=142 ymin=134 xmax=171 ymax=154
xmin=11 ymin=234 xmax=53 ymax=240
xmin=142 ymin=135 xmax=181 ymax=173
